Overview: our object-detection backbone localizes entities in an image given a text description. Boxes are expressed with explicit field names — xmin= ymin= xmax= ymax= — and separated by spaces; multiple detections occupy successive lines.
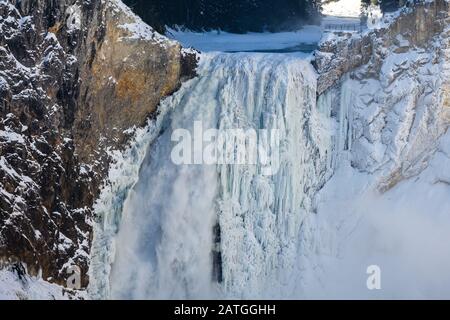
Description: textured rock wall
xmin=0 ymin=0 xmax=196 ymax=288
xmin=74 ymin=1 xmax=197 ymax=167
xmin=314 ymin=0 xmax=450 ymax=191
xmin=314 ymin=0 xmax=449 ymax=95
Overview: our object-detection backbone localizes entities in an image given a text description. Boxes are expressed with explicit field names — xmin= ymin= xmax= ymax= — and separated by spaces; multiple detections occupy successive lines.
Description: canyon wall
xmin=0 ymin=0 xmax=196 ymax=289
xmin=314 ymin=0 xmax=450 ymax=190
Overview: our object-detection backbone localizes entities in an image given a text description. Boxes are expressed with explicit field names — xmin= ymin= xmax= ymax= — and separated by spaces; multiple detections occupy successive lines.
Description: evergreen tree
xmin=379 ymin=0 xmax=402 ymax=12
xmin=123 ymin=0 xmax=322 ymax=34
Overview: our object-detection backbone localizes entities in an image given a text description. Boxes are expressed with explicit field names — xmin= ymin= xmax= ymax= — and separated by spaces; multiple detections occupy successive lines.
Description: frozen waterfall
xmin=88 ymin=52 xmax=335 ymax=299
xmin=88 ymin=46 xmax=450 ymax=299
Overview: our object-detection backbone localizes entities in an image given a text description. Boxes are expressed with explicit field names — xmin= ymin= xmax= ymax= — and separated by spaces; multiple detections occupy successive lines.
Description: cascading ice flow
xmin=89 ymin=52 xmax=335 ymax=299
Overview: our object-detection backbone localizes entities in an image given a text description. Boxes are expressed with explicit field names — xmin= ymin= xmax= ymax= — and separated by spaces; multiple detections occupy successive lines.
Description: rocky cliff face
xmin=314 ymin=0 xmax=450 ymax=191
xmin=0 ymin=0 xmax=196 ymax=289
xmin=314 ymin=0 xmax=449 ymax=94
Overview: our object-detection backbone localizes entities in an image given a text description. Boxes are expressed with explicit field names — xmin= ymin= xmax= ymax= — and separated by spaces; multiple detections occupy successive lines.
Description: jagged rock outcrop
xmin=0 ymin=0 xmax=196 ymax=289
xmin=314 ymin=32 xmax=372 ymax=95
xmin=314 ymin=0 xmax=449 ymax=95
xmin=74 ymin=1 xmax=197 ymax=166
xmin=314 ymin=0 xmax=450 ymax=191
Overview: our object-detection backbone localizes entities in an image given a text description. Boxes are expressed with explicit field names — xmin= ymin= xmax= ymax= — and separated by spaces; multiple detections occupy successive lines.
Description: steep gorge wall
xmin=0 ymin=0 xmax=196 ymax=288
xmin=314 ymin=0 xmax=450 ymax=191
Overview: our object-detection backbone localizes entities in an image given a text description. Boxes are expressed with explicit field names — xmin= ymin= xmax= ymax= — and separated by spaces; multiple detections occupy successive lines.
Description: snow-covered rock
xmin=0 ymin=266 xmax=88 ymax=300
xmin=298 ymin=0 xmax=450 ymax=298
xmin=315 ymin=0 xmax=450 ymax=190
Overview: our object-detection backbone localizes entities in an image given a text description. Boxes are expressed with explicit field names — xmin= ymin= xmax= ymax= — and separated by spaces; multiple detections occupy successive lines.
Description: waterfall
xmin=89 ymin=52 xmax=336 ymax=299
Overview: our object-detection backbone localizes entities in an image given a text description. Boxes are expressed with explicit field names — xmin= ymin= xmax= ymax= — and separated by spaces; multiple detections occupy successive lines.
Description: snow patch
xmin=108 ymin=0 xmax=176 ymax=46
xmin=0 ymin=269 xmax=69 ymax=300
xmin=65 ymin=4 xmax=81 ymax=31
xmin=322 ymin=0 xmax=362 ymax=18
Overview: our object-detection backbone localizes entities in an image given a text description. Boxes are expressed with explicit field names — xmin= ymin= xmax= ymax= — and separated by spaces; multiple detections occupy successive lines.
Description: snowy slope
xmin=0 ymin=269 xmax=70 ymax=300
xmin=301 ymin=130 xmax=450 ymax=299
